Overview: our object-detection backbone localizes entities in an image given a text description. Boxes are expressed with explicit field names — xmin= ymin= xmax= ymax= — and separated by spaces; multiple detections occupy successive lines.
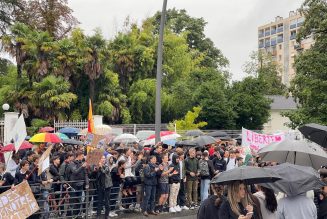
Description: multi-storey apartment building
xmin=258 ymin=10 xmax=314 ymax=85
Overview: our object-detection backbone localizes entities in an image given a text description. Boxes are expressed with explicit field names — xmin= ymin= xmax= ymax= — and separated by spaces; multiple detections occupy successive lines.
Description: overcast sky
xmin=69 ymin=0 xmax=303 ymax=81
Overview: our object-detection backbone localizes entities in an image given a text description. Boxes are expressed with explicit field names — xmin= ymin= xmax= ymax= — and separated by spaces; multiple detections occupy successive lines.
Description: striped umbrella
xmin=29 ymin=133 xmax=61 ymax=143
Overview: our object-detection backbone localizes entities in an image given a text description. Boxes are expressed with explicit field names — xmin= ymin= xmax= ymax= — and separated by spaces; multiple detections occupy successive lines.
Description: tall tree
xmin=284 ymin=0 xmax=327 ymax=127
xmin=0 ymin=0 xmax=22 ymax=34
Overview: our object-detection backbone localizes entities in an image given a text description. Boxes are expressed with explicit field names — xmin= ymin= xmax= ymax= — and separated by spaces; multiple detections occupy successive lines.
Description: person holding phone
xmin=219 ymin=181 xmax=262 ymax=219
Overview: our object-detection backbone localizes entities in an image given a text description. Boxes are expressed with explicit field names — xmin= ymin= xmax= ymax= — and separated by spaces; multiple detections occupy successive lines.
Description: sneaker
xmin=194 ymin=204 xmax=199 ymax=208
xmin=181 ymin=205 xmax=189 ymax=210
xmin=169 ymin=207 xmax=176 ymax=213
xmin=174 ymin=206 xmax=181 ymax=212
xmin=135 ymin=203 xmax=140 ymax=209
xmin=189 ymin=205 xmax=195 ymax=210
xmin=119 ymin=206 xmax=125 ymax=211
xmin=110 ymin=212 xmax=118 ymax=217
xmin=129 ymin=204 xmax=135 ymax=210
xmin=143 ymin=211 xmax=149 ymax=217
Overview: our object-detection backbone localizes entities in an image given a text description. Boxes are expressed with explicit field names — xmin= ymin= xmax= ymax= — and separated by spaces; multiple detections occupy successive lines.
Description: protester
xmin=199 ymin=151 xmax=215 ymax=202
xmin=0 ymin=162 xmax=15 ymax=193
xmin=6 ymin=153 xmax=20 ymax=177
xmin=142 ymin=155 xmax=161 ymax=216
xmin=169 ymin=154 xmax=181 ymax=213
xmin=254 ymin=185 xmax=277 ymax=219
xmin=158 ymin=153 xmax=173 ymax=213
xmin=225 ymin=150 xmax=238 ymax=171
xmin=185 ymin=148 xmax=200 ymax=209
xmin=219 ymin=181 xmax=262 ymax=219
xmin=212 ymin=147 xmax=227 ymax=173
xmin=198 ymin=183 xmax=225 ymax=219
xmin=177 ymin=149 xmax=189 ymax=211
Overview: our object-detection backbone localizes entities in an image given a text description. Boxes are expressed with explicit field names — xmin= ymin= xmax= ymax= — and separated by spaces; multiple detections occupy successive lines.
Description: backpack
xmin=199 ymin=160 xmax=210 ymax=177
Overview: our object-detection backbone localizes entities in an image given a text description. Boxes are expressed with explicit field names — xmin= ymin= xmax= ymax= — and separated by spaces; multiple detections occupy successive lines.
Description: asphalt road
xmin=107 ymin=209 xmax=197 ymax=219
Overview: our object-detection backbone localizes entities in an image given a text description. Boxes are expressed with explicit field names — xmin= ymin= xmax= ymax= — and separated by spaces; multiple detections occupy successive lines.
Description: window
xmin=290 ymin=19 xmax=297 ymax=29
xmin=290 ymin=30 xmax=296 ymax=40
xmin=279 ymin=44 xmax=282 ymax=50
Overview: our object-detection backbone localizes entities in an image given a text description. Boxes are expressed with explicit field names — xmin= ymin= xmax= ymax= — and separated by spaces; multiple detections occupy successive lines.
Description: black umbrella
xmin=175 ymin=140 xmax=197 ymax=147
xmin=299 ymin=123 xmax=327 ymax=148
xmin=62 ymin=139 xmax=83 ymax=145
xmin=185 ymin=130 xmax=204 ymax=137
xmin=193 ymin=136 xmax=216 ymax=147
xmin=207 ymin=131 xmax=228 ymax=137
xmin=262 ymin=163 xmax=325 ymax=196
xmin=211 ymin=166 xmax=281 ymax=185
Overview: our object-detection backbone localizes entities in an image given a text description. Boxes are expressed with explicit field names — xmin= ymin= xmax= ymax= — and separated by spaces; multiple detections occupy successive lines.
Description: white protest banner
xmin=9 ymin=114 xmax=27 ymax=152
xmin=242 ymin=128 xmax=285 ymax=152
xmin=38 ymin=145 xmax=52 ymax=176
xmin=0 ymin=180 xmax=39 ymax=219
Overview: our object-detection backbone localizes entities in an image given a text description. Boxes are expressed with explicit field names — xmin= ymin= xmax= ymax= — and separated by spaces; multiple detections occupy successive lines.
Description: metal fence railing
xmin=0 ymin=179 xmax=142 ymax=219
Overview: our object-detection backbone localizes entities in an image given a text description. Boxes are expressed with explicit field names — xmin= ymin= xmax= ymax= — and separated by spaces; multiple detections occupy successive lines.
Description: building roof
xmin=266 ymin=95 xmax=297 ymax=110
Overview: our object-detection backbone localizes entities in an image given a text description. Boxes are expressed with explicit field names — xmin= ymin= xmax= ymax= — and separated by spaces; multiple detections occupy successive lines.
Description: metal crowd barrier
xmin=0 ymin=179 xmax=142 ymax=219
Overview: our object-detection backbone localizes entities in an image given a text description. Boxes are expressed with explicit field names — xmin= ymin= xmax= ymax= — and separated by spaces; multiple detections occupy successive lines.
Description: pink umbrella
xmin=146 ymin=131 xmax=177 ymax=140
xmin=143 ymin=131 xmax=181 ymax=146
xmin=38 ymin=126 xmax=54 ymax=133
xmin=0 ymin=141 xmax=34 ymax=152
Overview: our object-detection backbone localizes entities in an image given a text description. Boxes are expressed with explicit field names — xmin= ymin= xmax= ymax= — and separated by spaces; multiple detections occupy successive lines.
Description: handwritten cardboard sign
xmin=38 ymin=145 xmax=53 ymax=176
xmin=86 ymin=149 xmax=104 ymax=166
xmin=0 ymin=181 xmax=39 ymax=219
xmin=91 ymin=134 xmax=106 ymax=148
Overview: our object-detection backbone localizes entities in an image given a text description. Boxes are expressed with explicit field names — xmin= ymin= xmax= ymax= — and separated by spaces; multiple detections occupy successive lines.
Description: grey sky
xmin=69 ymin=0 xmax=303 ymax=81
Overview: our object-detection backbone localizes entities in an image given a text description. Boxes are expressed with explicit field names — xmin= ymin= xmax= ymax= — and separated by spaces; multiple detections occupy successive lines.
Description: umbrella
xmin=0 ymin=141 xmax=33 ymax=152
xmin=143 ymin=131 xmax=181 ymax=145
xmin=193 ymin=135 xmax=216 ymax=147
xmin=258 ymin=139 xmax=327 ymax=170
xmin=29 ymin=133 xmax=61 ymax=143
xmin=79 ymin=125 xmax=112 ymax=136
xmin=58 ymin=127 xmax=81 ymax=137
xmin=163 ymin=139 xmax=176 ymax=146
xmin=62 ymin=139 xmax=84 ymax=145
xmin=210 ymin=166 xmax=281 ymax=185
xmin=136 ymin=130 xmax=155 ymax=141
xmin=299 ymin=123 xmax=327 ymax=148
xmin=55 ymin=133 xmax=69 ymax=140
xmin=185 ymin=130 xmax=204 ymax=137
xmin=175 ymin=140 xmax=197 ymax=147
xmin=207 ymin=131 xmax=228 ymax=137
xmin=38 ymin=126 xmax=54 ymax=133
xmin=113 ymin=134 xmax=139 ymax=143
xmin=262 ymin=163 xmax=325 ymax=196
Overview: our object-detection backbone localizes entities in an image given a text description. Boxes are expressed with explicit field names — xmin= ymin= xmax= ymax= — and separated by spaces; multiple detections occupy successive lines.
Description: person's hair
xmin=26 ymin=151 xmax=35 ymax=157
xmin=123 ymin=148 xmax=130 ymax=154
xmin=211 ymin=184 xmax=224 ymax=207
xmin=203 ymin=151 xmax=209 ymax=157
xmin=189 ymin=148 xmax=195 ymax=153
xmin=161 ymin=153 xmax=168 ymax=159
xmin=149 ymin=155 xmax=156 ymax=161
xmin=65 ymin=152 xmax=74 ymax=159
xmin=118 ymin=160 xmax=126 ymax=167
xmin=227 ymin=181 xmax=253 ymax=216
xmin=51 ymin=155 xmax=60 ymax=163
xmin=75 ymin=151 xmax=84 ymax=157
xmin=260 ymin=186 xmax=277 ymax=213
xmin=0 ymin=162 xmax=5 ymax=171
xmin=32 ymin=154 xmax=40 ymax=162
xmin=20 ymin=160 xmax=29 ymax=168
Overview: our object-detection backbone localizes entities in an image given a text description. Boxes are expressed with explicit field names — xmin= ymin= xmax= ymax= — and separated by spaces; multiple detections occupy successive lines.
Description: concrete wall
xmin=263 ymin=109 xmax=292 ymax=134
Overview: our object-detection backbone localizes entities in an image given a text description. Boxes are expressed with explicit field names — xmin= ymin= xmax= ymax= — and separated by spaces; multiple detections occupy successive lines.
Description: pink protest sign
xmin=242 ymin=128 xmax=285 ymax=152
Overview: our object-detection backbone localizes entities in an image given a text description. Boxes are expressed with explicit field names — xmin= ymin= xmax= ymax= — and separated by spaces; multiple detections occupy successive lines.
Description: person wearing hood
xmin=197 ymin=183 xmax=226 ymax=219
xmin=169 ymin=154 xmax=181 ymax=213
xmin=254 ymin=185 xmax=277 ymax=219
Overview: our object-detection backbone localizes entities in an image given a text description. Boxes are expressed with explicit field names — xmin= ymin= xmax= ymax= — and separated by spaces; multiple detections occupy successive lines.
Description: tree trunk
xmin=89 ymin=78 xmax=95 ymax=103
xmin=17 ymin=63 xmax=22 ymax=78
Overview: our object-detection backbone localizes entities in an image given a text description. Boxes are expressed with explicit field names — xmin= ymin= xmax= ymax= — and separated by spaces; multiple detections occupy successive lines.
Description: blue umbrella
xmin=163 ymin=139 xmax=176 ymax=146
xmin=58 ymin=127 xmax=81 ymax=137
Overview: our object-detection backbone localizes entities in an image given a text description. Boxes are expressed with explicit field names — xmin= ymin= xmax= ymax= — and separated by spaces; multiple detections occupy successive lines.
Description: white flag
xmin=9 ymin=114 xmax=27 ymax=151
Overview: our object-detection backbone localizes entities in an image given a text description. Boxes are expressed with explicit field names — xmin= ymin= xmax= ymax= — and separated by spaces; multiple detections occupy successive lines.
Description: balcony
xmin=290 ymin=24 xmax=297 ymax=29
xmin=271 ymin=39 xmax=277 ymax=46
xmin=271 ymin=29 xmax=276 ymax=35
xmin=297 ymin=22 xmax=304 ymax=27
xmin=277 ymin=27 xmax=283 ymax=33
xmin=277 ymin=37 xmax=283 ymax=43
xmin=265 ymin=31 xmax=270 ymax=37
xmin=259 ymin=33 xmax=264 ymax=38
xmin=290 ymin=34 xmax=296 ymax=40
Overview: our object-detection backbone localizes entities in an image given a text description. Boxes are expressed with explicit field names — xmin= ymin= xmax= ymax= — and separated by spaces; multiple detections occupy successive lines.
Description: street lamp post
xmin=155 ymin=0 xmax=168 ymax=144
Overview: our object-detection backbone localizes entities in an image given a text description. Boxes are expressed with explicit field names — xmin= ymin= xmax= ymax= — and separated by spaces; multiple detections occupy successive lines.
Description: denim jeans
xmin=200 ymin=179 xmax=210 ymax=202
xmin=40 ymin=190 xmax=50 ymax=219
xmin=142 ymin=185 xmax=156 ymax=212
xmin=97 ymin=187 xmax=111 ymax=217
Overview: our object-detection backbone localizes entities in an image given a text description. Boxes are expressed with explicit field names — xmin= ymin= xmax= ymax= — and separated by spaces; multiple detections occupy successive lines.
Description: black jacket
xmin=143 ymin=162 xmax=160 ymax=186
xmin=69 ymin=160 xmax=89 ymax=186
xmin=197 ymin=195 xmax=226 ymax=219
xmin=169 ymin=154 xmax=180 ymax=184
xmin=219 ymin=200 xmax=261 ymax=219
xmin=212 ymin=157 xmax=227 ymax=172
xmin=0 ymin=172 xmax=15 ymax=193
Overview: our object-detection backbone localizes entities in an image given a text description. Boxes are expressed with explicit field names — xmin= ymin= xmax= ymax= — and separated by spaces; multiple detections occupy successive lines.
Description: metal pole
xmin=155 ymin=0 xmax=168 ymax=144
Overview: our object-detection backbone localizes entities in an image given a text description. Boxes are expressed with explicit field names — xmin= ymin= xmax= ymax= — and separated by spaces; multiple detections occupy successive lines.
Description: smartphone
xmin=246 ymin=212 xmax=253 ymax=219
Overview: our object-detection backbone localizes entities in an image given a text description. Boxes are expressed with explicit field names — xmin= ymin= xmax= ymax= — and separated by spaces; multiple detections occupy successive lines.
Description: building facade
xmin=258 ymin=10 xmax=314 ymax=86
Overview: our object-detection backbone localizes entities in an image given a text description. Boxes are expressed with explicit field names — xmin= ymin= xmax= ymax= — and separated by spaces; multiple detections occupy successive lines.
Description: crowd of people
xmin=0 ymin=139 xmax=327 ymax=219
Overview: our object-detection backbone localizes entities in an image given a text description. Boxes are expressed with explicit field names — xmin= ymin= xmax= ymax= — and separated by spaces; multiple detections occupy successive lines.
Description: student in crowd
xmin=168 ymin=154 xmax=181 ymax=213
xmin=198 ymin=183 xmax=225 ymax=219
xmin=199 ymin=151 xmax=215 ymax=202
xmin=158 ymin=153 xmax=174 ymax=213
xmin=254 ymin=185 xmax=277 ymax=219
xmin=185 ymin=148 xmax=200 ymax=209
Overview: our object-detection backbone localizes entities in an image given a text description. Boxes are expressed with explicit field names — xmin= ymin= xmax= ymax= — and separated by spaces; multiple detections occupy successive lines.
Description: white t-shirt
xmin=225 ymin=157 xmax=237 ymax=171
